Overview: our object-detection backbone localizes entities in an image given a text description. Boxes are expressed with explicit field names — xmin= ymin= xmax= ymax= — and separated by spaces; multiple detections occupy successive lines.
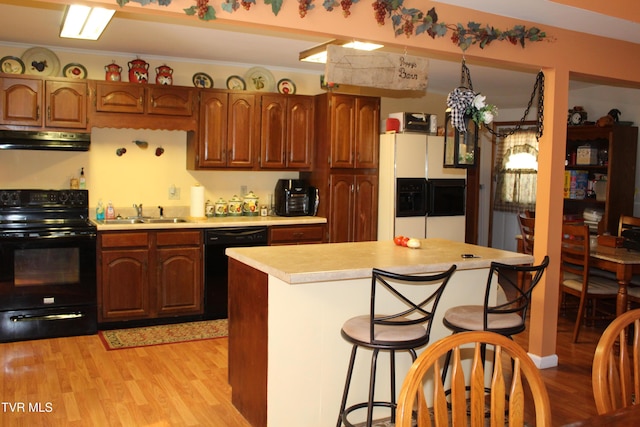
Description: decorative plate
xmin=192 ymin=72 xmax=213 ymax=89
xmin=21 ymin=47 xmax=60 ymax=77
xmin=0 ymin=56 xmax=25 ymax=74
xmin=244 ymin=67 xmax=275 ymax=92
xmin=62 ymin=63 xmax=87 ymax=79
xmin=226 ymin=75 xmax=246 ymax=91
xmin=277 ymin=78 xmax=296 ymax=95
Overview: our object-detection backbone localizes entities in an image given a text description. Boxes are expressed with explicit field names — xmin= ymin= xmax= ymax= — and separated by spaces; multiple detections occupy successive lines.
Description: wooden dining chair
xmin=592 ymin=308 xmax=640 ymax=415
xmin=560 ymin=223 xmax=618 ymax=343
xmin=618 ymin=215 xmax=640 ymax=236
xmin=396 ymin=330 xmax=552 ymax=427
xmin=517 ymin=213 xmax=535 ymax=255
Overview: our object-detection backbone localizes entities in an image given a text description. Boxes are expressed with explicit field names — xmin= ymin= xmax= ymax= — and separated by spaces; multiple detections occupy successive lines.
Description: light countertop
xmin=226 ymin=238 xmax=534 ymax=284
xmin=91 ymin=215 xmax=326 ymax=231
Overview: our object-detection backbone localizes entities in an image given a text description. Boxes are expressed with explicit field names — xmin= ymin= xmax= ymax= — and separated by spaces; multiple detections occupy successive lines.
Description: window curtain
xmin=494 ymin=129 xmax=539 ymax=213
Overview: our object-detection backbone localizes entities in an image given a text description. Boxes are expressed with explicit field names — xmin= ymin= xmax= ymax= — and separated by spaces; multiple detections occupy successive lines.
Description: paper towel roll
xmin=190 ymin=185 xmax=205 ymax=218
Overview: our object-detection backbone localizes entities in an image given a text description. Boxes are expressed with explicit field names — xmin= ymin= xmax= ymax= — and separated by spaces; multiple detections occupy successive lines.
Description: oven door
xmin=0 ymin=232 xmax=96 ymax=311
xmin=396 ymin=178 xmax=428 ymax=217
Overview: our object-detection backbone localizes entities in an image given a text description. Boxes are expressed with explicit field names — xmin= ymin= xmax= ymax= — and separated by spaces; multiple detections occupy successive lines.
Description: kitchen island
xmin=226 ymin=239 xmax=533 ymax=427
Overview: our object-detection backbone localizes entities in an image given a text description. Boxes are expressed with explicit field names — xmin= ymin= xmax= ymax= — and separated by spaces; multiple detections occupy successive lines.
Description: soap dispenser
xmin=96 ymin=200 xmax=105 ymax=221
xmin=79 ymin=167 xmax=86 ymax=189
xmin=106 ymin=201 xmax=116 ymax=220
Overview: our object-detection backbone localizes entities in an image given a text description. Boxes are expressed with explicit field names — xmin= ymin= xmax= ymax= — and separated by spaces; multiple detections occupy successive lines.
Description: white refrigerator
xmin=378 ymin=133 xmax=466 ymax=241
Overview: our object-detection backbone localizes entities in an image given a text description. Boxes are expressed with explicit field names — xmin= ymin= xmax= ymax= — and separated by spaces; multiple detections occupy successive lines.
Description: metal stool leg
xmin=337 ymin=345 xmax=358 ymax=427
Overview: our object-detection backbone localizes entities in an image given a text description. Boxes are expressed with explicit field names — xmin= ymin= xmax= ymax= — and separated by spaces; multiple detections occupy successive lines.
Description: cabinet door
xmin=329 ymin=174 xmax=355 ymax=243
xmin=45 ymin=80 xmax=87 ymax=129
xmin=354 ymin=97 xmax=380 ymax=169
xmin=156 ymin=246 xmax=203 ymax=316
xmin=0 ymin=77 xmax=42 ymax=126
xmin=354 ymin=174 xmax=378 ymax=242
xmin=260 ymin=94 xmax=287 ymax=168
xmin=330 ymin=95 xmax=356 ymax=168
xmin=95 ymin=82 xmax=144 ymax=113
xmin=287 ymin=95 xmax=314 ymax=169
xmin=227 ymin=93 xmax=257 ymax=168
xmin=198 ymin=91 xmax=228 ymax=167
xmin=100 ymin=249 xmax=150 ymax=321
xmin=147 ymin=86 xmax=195 ymax=116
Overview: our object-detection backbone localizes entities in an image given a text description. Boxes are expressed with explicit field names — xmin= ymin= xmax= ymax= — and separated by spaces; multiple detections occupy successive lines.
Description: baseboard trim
xmin=528 ymin=352 xmax=559 ymax=369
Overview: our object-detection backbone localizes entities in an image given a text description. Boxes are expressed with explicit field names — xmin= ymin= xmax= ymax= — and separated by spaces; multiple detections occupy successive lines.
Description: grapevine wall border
xmin=115 ymin=0 xmax=548 ymax=51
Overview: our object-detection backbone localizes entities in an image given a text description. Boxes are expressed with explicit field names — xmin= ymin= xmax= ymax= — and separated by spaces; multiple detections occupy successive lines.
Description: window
xmin=494 ymin=129 xmax=539 ymax=213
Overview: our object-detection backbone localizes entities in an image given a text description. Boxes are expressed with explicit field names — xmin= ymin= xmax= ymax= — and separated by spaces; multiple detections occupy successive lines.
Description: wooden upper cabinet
xmin=353 ymin=96 xmax=380 ymax=169
xmin=95 ymin=82 xmax=144 ymax=113
xmin=1 ymin=77 xmax=42 ymax=126
xmin=329 ymin=94 xmax=379 ymax=169
xmin=260 ymin=94 xmax=313 ymax=170
xmin=0 ymin=76 xmax=87 ymax=129
xmin=94 ymin=82 xmax=195 ymax=116
xmin=191 ymin=90 xmax=257 ymax=169
xmin=330 ymin=95 xmax=356 ymax=168
xmin=197 ymin=90 xmax=227 ymax=167
xmin=227 ymin=93 xmax=257 ymax=167
xmin=146 ymin=85 xmax=195 ymax=116
xmin=45 ymin=80 xmax=88 ymax=128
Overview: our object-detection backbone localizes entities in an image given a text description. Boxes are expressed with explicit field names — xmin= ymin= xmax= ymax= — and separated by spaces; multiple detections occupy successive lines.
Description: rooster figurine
xmin=597 ymin=108 xmax=622 ymax=127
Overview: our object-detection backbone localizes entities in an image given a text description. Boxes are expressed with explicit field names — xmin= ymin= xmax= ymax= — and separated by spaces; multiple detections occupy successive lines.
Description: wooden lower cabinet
xmin=329 ymin=174 xmax=378 ymax=242
xmin=98 ymin=230 xmax=203 ymax=323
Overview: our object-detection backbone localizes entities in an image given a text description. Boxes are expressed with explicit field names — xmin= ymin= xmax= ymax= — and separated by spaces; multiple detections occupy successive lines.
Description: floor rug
xmin=98 ymin=319 xmax=228 ymax=350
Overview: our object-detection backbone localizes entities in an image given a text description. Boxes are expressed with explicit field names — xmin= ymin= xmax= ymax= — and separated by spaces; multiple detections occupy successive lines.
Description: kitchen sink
xmin=103 ymin=218 xmax=144 ymax=224
xmin=142 ymin=217 xmax=189 ymax=224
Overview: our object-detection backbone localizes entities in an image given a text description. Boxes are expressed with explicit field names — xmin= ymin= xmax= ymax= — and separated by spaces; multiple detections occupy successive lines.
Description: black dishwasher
xmin=204 ymin=227 xmax=268 ymax=319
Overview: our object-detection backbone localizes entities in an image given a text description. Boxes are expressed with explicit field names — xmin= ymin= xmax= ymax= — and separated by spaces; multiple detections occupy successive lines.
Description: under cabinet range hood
xmin=0 ymin=130 xmax=91 ymax=151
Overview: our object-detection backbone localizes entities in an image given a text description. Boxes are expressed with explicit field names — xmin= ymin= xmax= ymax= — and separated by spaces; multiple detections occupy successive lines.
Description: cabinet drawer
xmin=157 ymin=230 xmax=202 ymax=246
xmin=100 ymin=232 xmax=149 ymax=248
xmin=269 ymin=225 xmax=324 ymax=244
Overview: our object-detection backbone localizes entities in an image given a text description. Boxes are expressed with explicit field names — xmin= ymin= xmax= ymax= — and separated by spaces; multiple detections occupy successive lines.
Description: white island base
xmin=226 ymin=239 xmax=533 ymax=427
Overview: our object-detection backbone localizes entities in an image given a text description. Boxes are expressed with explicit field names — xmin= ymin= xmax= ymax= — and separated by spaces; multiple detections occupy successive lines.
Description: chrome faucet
xmin=133 ymin=203 xmax=143 ymax=218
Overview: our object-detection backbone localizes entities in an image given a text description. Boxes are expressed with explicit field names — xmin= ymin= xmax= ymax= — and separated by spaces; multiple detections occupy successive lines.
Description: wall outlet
xmin=168 ymin=186 xmax=181 ymax=200
xmin=240 ymin=185 xmax=248 ymax=197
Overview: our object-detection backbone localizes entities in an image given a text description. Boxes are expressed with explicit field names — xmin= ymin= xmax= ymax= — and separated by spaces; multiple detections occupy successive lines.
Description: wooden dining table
xmin=590 ymin=245 xmax=640 ymax=316
xmin=516 ymin=234 xmax=640 ymax=316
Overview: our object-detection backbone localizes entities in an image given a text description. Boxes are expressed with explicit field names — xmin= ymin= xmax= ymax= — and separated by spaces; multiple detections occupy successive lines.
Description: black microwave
xmin=428 ymin=179 xmax=465 ymax=217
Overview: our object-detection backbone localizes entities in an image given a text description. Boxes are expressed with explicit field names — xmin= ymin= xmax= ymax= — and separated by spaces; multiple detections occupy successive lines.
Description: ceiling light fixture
xmin=60 ymin=5 xmax=115 ymax=41
xmin=299 ymin=39 xmax=384 ymax=63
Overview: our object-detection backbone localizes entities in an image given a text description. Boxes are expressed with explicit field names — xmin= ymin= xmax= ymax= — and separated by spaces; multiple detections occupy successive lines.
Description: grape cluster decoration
xmin=116 ymin=0 xmax=548 ymax=51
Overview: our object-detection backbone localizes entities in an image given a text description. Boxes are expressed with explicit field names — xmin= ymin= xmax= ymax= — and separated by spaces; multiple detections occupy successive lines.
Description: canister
xmin=214 ymin=198 xmax=228 ymax=217
xmin=242 ymin=191 xmax=259 ymax=216
xmin=228 ymin=195 xmax=242 ymax=216
xmin=205 ymin=200 xmax=214 ymax=218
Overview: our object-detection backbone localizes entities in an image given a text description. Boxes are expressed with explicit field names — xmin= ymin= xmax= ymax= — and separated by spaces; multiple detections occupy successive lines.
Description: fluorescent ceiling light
xmin=60 ymin=5 xmax=115 ymax=40
xmin=300 ymin=40 xmax=384 ymax=63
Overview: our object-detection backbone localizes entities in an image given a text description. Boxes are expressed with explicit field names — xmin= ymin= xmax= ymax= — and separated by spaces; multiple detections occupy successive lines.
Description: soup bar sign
xmin=325 ymin=45 xmax=429 ymax=91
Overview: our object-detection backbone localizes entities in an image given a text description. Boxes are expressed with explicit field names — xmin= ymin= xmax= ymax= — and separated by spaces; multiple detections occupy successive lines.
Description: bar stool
xmin=440 ymin=256 xmax=549 ymax=388
xmin=336 ymin=265 xmax=457 ymax=427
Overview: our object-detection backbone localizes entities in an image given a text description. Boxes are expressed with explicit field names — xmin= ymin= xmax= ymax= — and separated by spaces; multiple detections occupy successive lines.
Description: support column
xmin=527 ymin=67 xmax=569 ymax=368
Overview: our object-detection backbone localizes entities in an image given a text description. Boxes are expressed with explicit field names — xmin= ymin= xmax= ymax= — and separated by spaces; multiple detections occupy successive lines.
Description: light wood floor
xmin=0 ymin=313 xmax=606 ymax=427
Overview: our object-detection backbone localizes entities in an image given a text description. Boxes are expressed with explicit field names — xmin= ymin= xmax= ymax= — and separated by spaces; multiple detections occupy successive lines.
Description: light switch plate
xmin=168 ymin=186 xmax=181 ymax=200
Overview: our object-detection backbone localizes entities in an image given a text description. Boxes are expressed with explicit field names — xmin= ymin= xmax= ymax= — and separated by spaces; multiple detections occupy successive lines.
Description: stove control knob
xmin=59 ymin=192 xmax=69 ymax=204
